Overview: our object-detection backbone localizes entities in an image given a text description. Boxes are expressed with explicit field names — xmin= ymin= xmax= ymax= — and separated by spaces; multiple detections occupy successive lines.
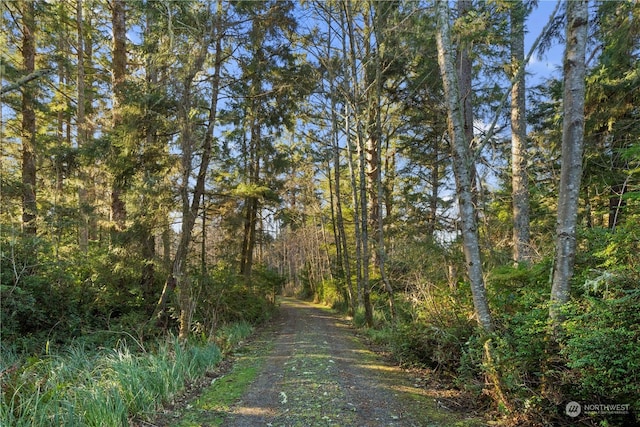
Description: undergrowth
xmin=0 ymin=322 xmax=256 ymax=426
xmin=312 ymin=240 xmax=640 ymax=426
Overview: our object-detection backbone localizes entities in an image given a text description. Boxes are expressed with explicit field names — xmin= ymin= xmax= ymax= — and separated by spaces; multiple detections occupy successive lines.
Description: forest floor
xmin=145 ymin=297 xmax=487 ymax=427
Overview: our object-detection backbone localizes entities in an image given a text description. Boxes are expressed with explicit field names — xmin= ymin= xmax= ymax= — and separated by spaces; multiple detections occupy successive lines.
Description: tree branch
xmin=1 ymin=68 xmax=53 ymax=95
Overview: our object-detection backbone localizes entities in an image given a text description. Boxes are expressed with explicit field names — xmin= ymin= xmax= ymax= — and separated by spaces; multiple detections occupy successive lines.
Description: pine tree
xmin=19 ymin=0 xmax=37 ymax=237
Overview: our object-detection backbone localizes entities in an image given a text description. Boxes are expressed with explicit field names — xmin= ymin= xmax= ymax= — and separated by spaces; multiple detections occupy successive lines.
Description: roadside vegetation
xmin=306 ymin=218 xmax=640 ymax=426
xmin=0 ymin=252 xmax=275 ymax=426
xmin=2 ymin=1 xmax=639 ymax=426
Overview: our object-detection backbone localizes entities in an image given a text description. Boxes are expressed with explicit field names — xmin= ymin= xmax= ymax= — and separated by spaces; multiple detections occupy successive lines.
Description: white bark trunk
xmin=550 ymin=0 xmax=588 ymax=327
xmin=435 ymin=1 xmax=492 ymax=332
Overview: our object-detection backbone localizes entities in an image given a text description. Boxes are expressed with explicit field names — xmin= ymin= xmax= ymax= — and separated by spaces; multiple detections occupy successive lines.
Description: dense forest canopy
xmin=1 ymin=0 xmax=639 ymax=425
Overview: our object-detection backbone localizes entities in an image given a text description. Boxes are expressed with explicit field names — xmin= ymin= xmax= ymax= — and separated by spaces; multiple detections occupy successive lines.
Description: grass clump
xmin=0 ymin=336 xmax=221 ymax=426
xmin=214 ymin=321 xmax=254 ymax=354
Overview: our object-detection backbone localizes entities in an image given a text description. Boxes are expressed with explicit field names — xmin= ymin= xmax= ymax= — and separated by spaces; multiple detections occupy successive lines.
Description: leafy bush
xmin=0 ymin=233 xmax=163 ymax=351
xmin=563 ymin=290 xmax=640 ymax=415
xmin=191 ymin=263 xmax=280 ymax=334
xmin=370 ymin=286 xmax=477 ymax=374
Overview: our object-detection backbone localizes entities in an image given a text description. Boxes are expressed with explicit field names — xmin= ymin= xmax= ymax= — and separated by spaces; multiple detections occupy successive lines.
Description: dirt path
xmin=160 ymin=298 xmax=485 ymax=427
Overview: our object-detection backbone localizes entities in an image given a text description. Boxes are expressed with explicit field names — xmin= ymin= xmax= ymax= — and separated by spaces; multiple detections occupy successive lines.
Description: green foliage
xmin=0 ymin=233 xmax=164 ymax=351
xmin=0 ymin=236 xmax=83 ymax=343
xmin=390 ymin=314 xmax=476 ymax=373
xmin=359 ymin=285 xmax=477 ymax=375
xmin=353 ymin=301 xmax=389 ymax=329
xmin=308 ymin=277 xmax=348 ymax=308
xmin=190 ymin=263 xmax=281 ymax=337
xmin=486 ymin=261 xmax=552 ymax=313
xmin=592 ymin=223 xmax=640 ymax=274
xmin=0 ymin=337 xmax=221 ymax=426
xmin=458 ymin=303 xmax=550 ymax=417
xmin=563 ymin=290 xmax=640 ymax=414
xmin=297 ymin=261 xmax=343 ymax=305
xmin=213 ymin=321 xmax=254 ymax=354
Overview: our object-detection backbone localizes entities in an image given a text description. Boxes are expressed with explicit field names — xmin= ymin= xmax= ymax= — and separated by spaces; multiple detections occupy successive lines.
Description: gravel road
xmin=221 ymin=297 xmax=435 ymax=427
xmin=151 ymin=297 xmax=484 ymax=427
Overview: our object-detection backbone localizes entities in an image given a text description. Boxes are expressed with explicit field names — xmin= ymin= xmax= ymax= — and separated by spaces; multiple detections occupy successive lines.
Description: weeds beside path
xmin=156 ymin=297 xmax=486 ymax=427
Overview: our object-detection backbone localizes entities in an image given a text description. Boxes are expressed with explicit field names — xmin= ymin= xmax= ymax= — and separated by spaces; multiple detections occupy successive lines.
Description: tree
xmin=228 ymin=0 xmax=312 ymax=279
xmin=110 ymin=0 xmax=127 ymax=234
xmin=320 ymin=0 xmax=355 ymax=312
xmin=510 ymin=0 xmax=531 ymax=265
xmin=342 ymin=0 xmax=373 ymax=326
xmin=19 ymin=0 xmax=37 ymax=237
xmin=550 ymin=0 xmax=588 ymax=329
xmin=435 ymin=0 xmax=493 ymax=332
xmin=154 ymin=0 xmax=226 ymax=339
xmin=583 ymin=1 xmax=640 ymax=230
xmin=76 ymin=0 xmax=89 ymax=253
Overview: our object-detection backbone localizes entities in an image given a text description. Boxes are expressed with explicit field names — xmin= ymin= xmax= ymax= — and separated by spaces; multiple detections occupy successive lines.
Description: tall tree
xmin=368 ymin=0 xmax=395 ymax=317
xmin=76 ymin=0 xmax=89 ymax=253
xmin=510 ymin=0 xmax=531 ymax=265
xmin=321 ymin=0 xmax=355 ymax=313
xmin=342 ymin=0 xmax=373 ymax=326
xmin=110 ymin=0 xmax=127 ymax=234
xmin=20 ymin=0 xmax=37 ymax=236
xmin=583 ymin=1 xmax=640 ymax=231
xmin=550 ymin=0 xmax=589 ymax=329
xmin=435 ymin=0 xmax=493 ymax=332
xmin=456 ymin=0 xmax=475 ymax=154
xmin=154 ymin=0 xmax=225 ymax=339
xmin=230 ymin=0 xmax=311 ymax=279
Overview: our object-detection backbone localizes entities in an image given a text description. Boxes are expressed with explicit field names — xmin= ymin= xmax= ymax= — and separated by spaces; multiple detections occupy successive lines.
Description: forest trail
xmin=156 ymin=297 xmax=484 ymax=427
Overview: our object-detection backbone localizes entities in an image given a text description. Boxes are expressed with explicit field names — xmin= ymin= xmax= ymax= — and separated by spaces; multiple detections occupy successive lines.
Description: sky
xmin=525 ymin=0 xmax=565 ymax=85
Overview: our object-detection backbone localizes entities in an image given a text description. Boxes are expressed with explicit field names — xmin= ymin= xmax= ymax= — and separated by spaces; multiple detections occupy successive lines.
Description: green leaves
xmin=563 ymin=291 xmax=640 ymax=410
xmin=232 ymin=182 xmax=273 ymax=199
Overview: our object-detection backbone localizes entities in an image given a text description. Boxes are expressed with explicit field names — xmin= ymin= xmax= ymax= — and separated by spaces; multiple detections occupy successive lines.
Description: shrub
xmin=372 ymin=285 xmax=477 ymax=374
xmin=189 ymin=263 xmax=280 ymax=337
xmin=563 ymin=290 xmax=640 ymax=416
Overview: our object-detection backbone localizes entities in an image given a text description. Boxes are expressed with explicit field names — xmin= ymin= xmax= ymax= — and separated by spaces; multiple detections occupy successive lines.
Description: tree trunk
xmin=334 ymin=114 xmax=354 ymax=314
xmin=110 ymin=0 xmax=127 ymax=233
xmin=325 ymin=5 xmax=354 ymax=310
xmin=550 ymin=0 xmax=589 ymax=330
xmin=343 ymin=0 xmax=373 ymax=326
xmin=240 ymin=108 xmax=261 ymax=279
xmin=428 ymin=141 xmax=444 ymax=239
xmin=154 ymin=4 xmax=224 ymax=338
xmin=608 ymin=182 xmax=627 ymax=230
xmin=21 ymin=0 xmax=37 ymax=237
xmin=370 ymin=2 xmax=394 ymax=317
xmin=510 ymin=0 xmax=532 ymax=265
xmin=344 ymin=103 xmax=364 ymax=311
xmin=76 ymin=0 xmax=89 ymax=253
xmin=240 ymin=195 xmax=259 ymax=279
xmin=456 ymin=0 xmax=476 ymax=157
xmin=140 ymin=4 xmax=161 ymax=304
xmin=435 ymin=0 xmax=493 ymax=332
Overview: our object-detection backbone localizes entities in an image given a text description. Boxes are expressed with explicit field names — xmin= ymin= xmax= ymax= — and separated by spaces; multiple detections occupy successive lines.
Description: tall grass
xmin=0 ymin=336 xmax=222 ymax=426
xmin=215 ymin=321 xmax=254 ymax=353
